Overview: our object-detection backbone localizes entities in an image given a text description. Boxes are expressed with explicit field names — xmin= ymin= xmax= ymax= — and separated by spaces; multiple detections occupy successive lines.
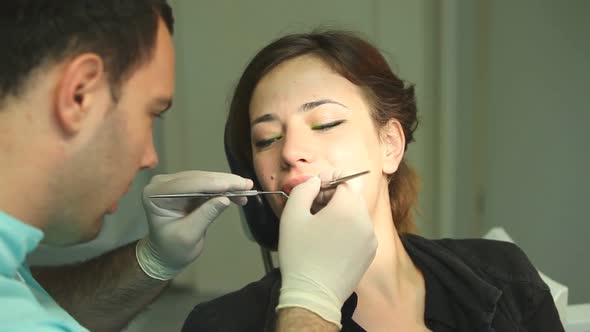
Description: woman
xmin=182 ymin=30 xmax=563 ymax=332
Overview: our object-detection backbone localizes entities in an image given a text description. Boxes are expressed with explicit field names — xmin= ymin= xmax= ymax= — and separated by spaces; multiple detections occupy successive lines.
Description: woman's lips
xmin=281 ymin=174 xmax=314 ymax=195
xmin=278 ymin=172 xmax=341 ymax=214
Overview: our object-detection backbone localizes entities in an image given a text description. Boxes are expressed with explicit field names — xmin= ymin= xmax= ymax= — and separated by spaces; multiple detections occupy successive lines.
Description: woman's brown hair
xmin=226 ymin=30 xmax=419 ymax=233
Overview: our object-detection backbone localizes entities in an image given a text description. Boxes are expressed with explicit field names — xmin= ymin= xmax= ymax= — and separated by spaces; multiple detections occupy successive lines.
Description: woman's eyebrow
xmin=251 ymin=113 xmax=277 ymax=126
xmin=251 ymin=99 xmax=349 ymax=127
xmin=299 ymin=99 xmax=348 ymax=112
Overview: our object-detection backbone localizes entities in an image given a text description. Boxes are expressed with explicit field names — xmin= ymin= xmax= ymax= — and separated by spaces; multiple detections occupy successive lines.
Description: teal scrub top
xmin=0 ymin=211 xmax=88 ymax=331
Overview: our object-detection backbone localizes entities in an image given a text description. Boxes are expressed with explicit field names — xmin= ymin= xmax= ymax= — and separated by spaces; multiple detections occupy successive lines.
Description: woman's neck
xmin=355 ymin=211 xmax=421 ymax=302
xmin=352 ymin=192 xmax=426 ymax=329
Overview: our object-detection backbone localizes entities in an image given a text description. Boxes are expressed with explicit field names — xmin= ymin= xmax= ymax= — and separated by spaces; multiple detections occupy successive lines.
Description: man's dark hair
xmin=0 ymin=0 xmax=174 ymax=104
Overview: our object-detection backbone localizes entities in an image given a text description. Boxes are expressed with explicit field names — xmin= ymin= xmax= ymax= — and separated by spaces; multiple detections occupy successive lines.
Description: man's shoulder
xmin=0 ymin=274 xmax=88 ymax=331
xmin=181 ymin=269 xmax=280 ymax=332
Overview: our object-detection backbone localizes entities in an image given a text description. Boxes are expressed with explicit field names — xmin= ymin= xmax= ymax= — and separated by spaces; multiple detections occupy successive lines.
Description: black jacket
xmin=182 ymin=234 xmax=564 ymax=331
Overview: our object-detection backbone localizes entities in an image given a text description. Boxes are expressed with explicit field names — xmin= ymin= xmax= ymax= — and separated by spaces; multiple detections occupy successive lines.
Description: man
xmin=0 ymin=1 xmax=377 ymax=331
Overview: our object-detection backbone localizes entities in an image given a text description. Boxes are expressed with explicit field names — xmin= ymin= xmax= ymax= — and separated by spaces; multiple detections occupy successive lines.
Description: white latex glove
xmin=136 ymin=171 xmax=253 ymax=280
xmin=276 ymin=176 xmax=377 ymax=328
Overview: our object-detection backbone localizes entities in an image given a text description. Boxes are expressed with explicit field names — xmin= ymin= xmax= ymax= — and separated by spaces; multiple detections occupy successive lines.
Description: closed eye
xmin=254 ymin=135 xmax=282 ymax=148
xmin=253 ymin=120 xmax=345 ymax=148
xmin=311 ymin=120 xmax=346 ymax=131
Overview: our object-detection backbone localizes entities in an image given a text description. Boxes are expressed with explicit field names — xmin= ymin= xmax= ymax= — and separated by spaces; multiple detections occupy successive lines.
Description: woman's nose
xmin=280 ymin=129 xmax=316 ymax=169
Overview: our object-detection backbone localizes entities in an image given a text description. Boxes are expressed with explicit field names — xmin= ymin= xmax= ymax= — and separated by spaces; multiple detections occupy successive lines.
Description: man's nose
xmin=141 ymin=139 xmax=159 ymax=169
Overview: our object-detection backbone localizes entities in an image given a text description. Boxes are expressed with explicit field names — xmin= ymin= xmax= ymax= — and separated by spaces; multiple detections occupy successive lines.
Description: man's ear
xmin=380 ymin=119 xmax=406 ymax=175
xmin=54 ymin=53 xmax=106 ymax=135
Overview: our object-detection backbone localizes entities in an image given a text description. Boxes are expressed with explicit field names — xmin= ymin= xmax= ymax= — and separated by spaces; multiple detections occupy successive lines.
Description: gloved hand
xmin=136 ymin=171 xmax=253 ymax=281
xmin=276 ymin=176 xmax=377 ymax=328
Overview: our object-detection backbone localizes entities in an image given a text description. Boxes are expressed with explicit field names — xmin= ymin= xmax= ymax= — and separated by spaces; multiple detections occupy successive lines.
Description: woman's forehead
xmin=249 ymin=57 xmax=362 ymax=115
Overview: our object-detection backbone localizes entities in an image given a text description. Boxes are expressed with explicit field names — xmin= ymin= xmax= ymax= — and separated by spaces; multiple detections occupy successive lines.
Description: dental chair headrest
xmin=224 ymin=126 xmax=279 ymax=251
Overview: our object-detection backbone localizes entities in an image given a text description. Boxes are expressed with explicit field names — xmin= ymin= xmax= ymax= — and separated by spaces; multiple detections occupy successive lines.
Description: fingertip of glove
xmin=234 ymin=196 xmax=248 ymax=206
xmin=308 ymin=175 xmax=320 ymax=183
xmin=299 ymin=176 xmax=320 ymax=189
xmin=216 ymin=196 xmax=231 ymax=207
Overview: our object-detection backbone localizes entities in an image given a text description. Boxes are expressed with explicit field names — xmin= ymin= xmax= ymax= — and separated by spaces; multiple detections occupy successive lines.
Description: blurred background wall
xmin=29 ymin=0 xmax=589 ymax=330
xmin=452 ymin=0 xmax=590 ymax=304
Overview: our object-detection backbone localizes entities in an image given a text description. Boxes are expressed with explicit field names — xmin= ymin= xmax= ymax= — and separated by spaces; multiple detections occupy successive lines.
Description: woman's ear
xmin=53 ymin=53 xmax=105 ymax=136
xmin=380 ymin=119 xmax=405 ymax=175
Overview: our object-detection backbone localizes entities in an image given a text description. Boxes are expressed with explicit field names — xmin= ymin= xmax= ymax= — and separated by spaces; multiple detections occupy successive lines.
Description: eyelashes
xmin=254 ymin=135 xmax=282 ymax=148
xmin=311 ymin=120 xmax=346 ymax=131
xmin=253 ymin=120 xmax=346 ymax=148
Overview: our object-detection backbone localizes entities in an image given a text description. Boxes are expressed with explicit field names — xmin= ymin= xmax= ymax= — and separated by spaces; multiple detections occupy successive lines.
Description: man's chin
xmin=69 ymin=216 xmax=105 ymax=244
xmin=40 ymin=216 xmax=105 ymax=246
xmin=85 ymin=216 xmax=106 ymax=239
